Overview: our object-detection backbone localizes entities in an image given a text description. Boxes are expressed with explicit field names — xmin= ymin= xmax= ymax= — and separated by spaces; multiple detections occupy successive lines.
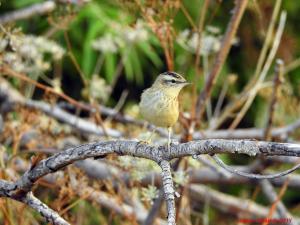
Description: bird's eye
xmin=171 ymin=79 xmax=176 ymax=83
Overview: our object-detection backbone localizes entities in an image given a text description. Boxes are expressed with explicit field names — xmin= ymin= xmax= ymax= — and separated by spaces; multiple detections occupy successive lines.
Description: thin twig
xmin=195 ymin=0 xmax=248 ymax=122
xmin=143 ymin=189 xmax=164 ymax=225
xmin=264 ymin=59 xmax=284 ymax=140
xmin=208 ymin=0 xmax=285 ymax=130
xmin=211 ymin=154 xmax=300 ymax=179
xmin=229 ymin=11 xmax=287 ymax=129
xmin=260 ymin=179 xmax=296 ymax=225
xmin=63 ymin=31 xmax=88 ymax=87
xmin=262 ymin=178 xmax=290 ymax=225
xmin=194 ymin=155 xmax=232 ymax=178
xmin=1 ymin=65 xmax=91 ymax=111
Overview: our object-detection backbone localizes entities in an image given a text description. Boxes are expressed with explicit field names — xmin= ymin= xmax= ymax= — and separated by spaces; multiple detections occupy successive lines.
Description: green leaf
xmin=138 ymin=42 xmax=162 ymax=67
xmin=82 ymin=21 xmax=104 ymax=78
xmin=104 ymin=53 xmax=116 ymax=83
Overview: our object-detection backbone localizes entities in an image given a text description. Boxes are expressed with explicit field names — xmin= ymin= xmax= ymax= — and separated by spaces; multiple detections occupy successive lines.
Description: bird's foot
xmin=138 ymin=140 xmax=151 ymax=145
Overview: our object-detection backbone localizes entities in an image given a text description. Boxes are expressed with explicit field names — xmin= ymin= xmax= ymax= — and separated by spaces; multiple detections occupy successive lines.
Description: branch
xmin=189 ymin=184 xmax=299 ymax=222
xmin=195 ymin=0 xmax=249 ymax=121
xmin=3 ymin=139 xmax=300 ymax=197
xmin=143 ymin=189 xmax=164 ymax=225
xmin=264 ymin=59 xmax=284 ymax=140
xmin=0 ymin=1 xmax=56 ymax=24
xmin=24 ymin=100 xmax=122 ymax=138
xmin=1 ymin=139 xmax=300 ymax=224
xmin=211 ymin=154 xmax=300 ymax=179
xmin=0 ymin=179 xmax=69 ymax=225
xmin=194 ymin=155 xmax=232 ymax=178
xmin=260 ymin=180 xmax=296 ymax=225
xmin=1 ymin=78 xmax=299 ymax=141
xmin=193 ymin=119 xmax=300 ymax=140
xmin=159 ymin=160 xmax=176 ymax=225
xmin=21 ymin=192 xmax=70 ymax=225
xmin=0 ymin=0 xmax=89 ymax=24
xmin=229 ymin=11 xmax=287 ymax=129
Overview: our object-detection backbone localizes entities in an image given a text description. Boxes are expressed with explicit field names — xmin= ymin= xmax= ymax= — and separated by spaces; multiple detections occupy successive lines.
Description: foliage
xmin=0 ymin=0 xmax=300 ymax=224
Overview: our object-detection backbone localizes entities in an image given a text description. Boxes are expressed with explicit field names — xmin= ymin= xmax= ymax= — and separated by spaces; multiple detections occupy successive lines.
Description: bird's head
xmin=152 ymin=71 xmax=190 ymax=95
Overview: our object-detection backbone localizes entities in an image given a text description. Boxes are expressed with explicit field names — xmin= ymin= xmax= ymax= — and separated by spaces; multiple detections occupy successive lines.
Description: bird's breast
xmin=139 ymin=89 xmax=179 ymax=127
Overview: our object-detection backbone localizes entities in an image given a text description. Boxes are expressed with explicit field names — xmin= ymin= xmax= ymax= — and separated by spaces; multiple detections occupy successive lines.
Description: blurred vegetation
xmin=1 ymin=0 xmax=300 ymax=224
xmin=1 ymin=0 xmax=299 ymax=125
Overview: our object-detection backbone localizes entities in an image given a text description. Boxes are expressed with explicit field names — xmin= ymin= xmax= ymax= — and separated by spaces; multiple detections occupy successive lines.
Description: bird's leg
xmin=167 ymin=127 xmax=172 ymax=155
xmin=146 ymin=127 xmax=156 ymax=144
xmin=139 ymin=127 xmax=156 ymax=145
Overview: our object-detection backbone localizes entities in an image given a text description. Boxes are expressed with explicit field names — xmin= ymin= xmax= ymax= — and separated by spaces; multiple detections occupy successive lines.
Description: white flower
xmin=92 ymin=20 xmax=149 ymax=53
xmin=0 ymin=38 xmax=8 ymax=52
xmin=176 ymin=29 xmax=222 ymax=56
xmin=123 ymin=20 xmax=149 ymax=43
xmin=89 ymin=75 xmax=111 ymax=102
xmin=173 ymin=170 xmax=189 ymax=186
xmin=2 ymin=33 xmax=65 ymax=73
xmin=92 ymin=34 xmax=118 ymax=53
xmin=141 ymin=185 xmax=159 ymax=204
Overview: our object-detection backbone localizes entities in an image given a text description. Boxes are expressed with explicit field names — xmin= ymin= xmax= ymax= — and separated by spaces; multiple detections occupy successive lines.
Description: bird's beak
xmin=183 ymin=81 xmax=191 ymax=86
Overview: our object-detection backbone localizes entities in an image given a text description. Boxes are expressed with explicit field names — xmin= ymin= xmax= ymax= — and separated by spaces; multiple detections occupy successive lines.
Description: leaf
xmin=138 ymin=42 xmax=162 ymax=67
xmin=82 ymin=22 xmax=104 ymax=78
xmin=104 ymin=52 xmax=116 ymax=83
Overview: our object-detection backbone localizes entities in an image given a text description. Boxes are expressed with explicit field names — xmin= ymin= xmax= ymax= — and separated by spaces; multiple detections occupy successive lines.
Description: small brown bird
xmin=139 ymin=71 xmax=190 ymax=151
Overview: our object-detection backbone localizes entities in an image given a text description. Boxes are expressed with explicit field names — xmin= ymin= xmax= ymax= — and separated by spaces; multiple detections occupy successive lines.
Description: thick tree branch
xmin=0 ymin=139 xmax=300 ymax=224
xmin=2 ymin=139 xmax=300 ymax=198
xmin=159 ymin=160 xmax=176 ymax=225
xmin=21 ymin=192 xmax=70 ymax=225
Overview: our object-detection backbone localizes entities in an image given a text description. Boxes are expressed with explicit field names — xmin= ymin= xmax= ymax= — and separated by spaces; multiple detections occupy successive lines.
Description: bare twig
xmin=0 ymin=0 xmax=89 ymax=24
xmin=24 ymin=100 xmax=122 ymax=138
xmin=209 ymin=0 xmax=284 ymax=130
xmin=194 ymin=155 xmax=232 ymax=178
xmin=0 ymin=1 xmax=56 ymax=24
xmin=2 ymin=77 xmax=299 ymax=142
xmin=260 ymin=180 xmax=296 ymax=225
xmin=143 ymin=189 xmax=164 ymax=225
xmin=1 ymin=66 xmax=91 ymax=111
xmin=189 ymin=184 xmax=298 ymax=222
xmin=229 ymin=11 xmax=287 ymax=129
xmin=211 ymin=154 xmax=300 ymax=179
xmin=195 ymin=0 xmax=248 ymax=122
xmin=264 ymin=59 xmax=284 ymax=140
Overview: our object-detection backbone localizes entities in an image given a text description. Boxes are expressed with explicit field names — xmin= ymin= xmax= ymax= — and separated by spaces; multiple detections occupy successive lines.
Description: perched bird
xmin=139 ymin=71 xmax=190 ymax=151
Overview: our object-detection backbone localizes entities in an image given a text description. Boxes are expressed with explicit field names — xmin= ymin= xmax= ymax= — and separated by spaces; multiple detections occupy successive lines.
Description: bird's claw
xmin=137 ymin=140 xmax=151 ymax=145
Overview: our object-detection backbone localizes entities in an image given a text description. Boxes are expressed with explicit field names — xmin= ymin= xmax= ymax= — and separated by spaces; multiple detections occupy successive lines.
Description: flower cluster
xmin=81 ymin=75 xmax=111 ymax=102
xmin=92 ymin=20 xmax=149 ymax=53
xmin=1 ymin=30 xmax=65 ymax=73
xmin=141 ymin=185 xmax=159 ymax=204
xmin=118 ymin=156 xmax=160 ymax=182
xmin=176 ymin=27 xmax=222 ymax=56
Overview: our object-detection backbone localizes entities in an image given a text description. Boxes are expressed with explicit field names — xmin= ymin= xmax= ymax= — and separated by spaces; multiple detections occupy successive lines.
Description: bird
xmin=139 ymin=71 xmax=190 ymax=153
